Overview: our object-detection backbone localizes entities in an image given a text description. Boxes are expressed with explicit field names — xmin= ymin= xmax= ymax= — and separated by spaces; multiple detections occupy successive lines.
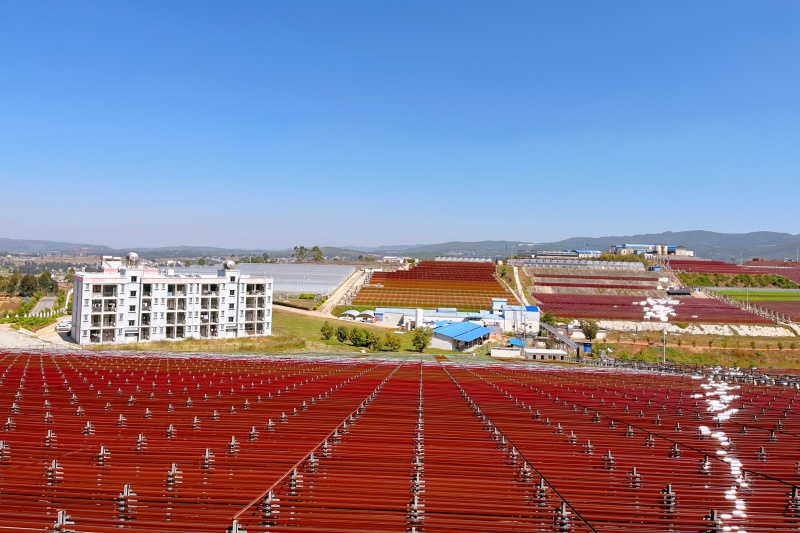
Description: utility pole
xmin=662 ymin=329 xmax=667 ymax=365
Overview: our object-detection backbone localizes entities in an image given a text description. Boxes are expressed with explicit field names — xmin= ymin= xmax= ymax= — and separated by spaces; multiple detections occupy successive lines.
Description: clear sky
xmin=1 ymin=1 xmax=798 ymax=249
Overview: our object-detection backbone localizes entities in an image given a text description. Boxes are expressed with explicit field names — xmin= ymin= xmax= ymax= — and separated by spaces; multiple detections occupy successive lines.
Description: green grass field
xmin=710 ymin=289 xmax=800 ymax=301
xmin=94 ymin=308 xmax=419 ymax=355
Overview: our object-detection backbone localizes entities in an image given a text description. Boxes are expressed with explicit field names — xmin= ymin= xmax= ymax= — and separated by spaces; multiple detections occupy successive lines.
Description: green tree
xmin=198 ymin=258 xmax=207 ymax=266
xmin=65 ymin=268 xmax=75 ymax=283
xmin=19 ymin=274 xmax=38 ymax=297
xmin=384 ymin=333 xmax=402 ymax=352
xmin=5 ymin=273 xmax=19 ymax=296
xmin=349 ymin=327 xmax=368 ymax=347
xmin=579 ymin=319 xmax=599 ymax=342
xmin=185 ymin=260 xmax=193 ymax=267
xmin=311 ymin=246 xmax=324 ymax=262
xmin=335 ymin=325 xmax=350 ymax=343
xmin=750 ymin=341 xmax=756 ymax=350
xmin=541 ymin=311 xmax=555 ymax=325
xmin=411 ymin=327 xmax=433 ymax=352
xmin=293 ymin=246 xmax=309 ymax=262
xmin=38 ymin=271 xmax=56 ymax=294
xmin=369 ymin=333 xmax=384 ymax=351
xmin=320 ymin=321 xmax=334 ymax=340
xmin=262 ymin=253 xmax=270 ymax=262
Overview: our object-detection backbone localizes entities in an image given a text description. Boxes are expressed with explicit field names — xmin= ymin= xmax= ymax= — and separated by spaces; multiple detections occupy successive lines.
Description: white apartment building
xmin=71 ymin=254 xmax=273 ymax=345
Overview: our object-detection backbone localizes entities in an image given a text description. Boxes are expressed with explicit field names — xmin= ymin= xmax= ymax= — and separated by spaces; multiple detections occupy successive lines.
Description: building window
xmin=130 ymin=291 xmax=137 ymax=297
xmin=131 ymin=276 xmax=137 ymax=282
xmin=229 ymin=290 xmax=235 ymax=296
xmin=128 ymin=320 xmax=135 ymax=326
xmin=229 ymin=304 xmax=234 ymax=310
xmin=129 ymin=306 xmax=136 ymax=312
xmin=228 ymin=317 xmax=234 ymax=322
xmin=230 ymin=276 xmax=235 ymax=282
xmin=84 ymin=299 xmax=88 ymax=305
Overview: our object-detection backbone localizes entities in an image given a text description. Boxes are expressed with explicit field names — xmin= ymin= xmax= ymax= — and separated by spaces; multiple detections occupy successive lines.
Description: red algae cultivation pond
xmin=0 ymin=349 xmax=798 ymax=532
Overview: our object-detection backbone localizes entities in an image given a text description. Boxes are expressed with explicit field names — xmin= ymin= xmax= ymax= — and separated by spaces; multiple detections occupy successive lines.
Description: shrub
xmin=369 ymin=334 xmax=384 ymax=351
xmin=349 ymin=328 xmax=368 ymax=347
xmin=299 ymin=293 xmax=317 ymax=300
xmin=411 ymin=327 xmax=433 ymax=352
xmin=335 ymin=326 xmax=350 ymax=343
xmin=320 ymin=321 xmax=333 ymax=340
xmin=384 ymin=333 xmax=402 ymax=352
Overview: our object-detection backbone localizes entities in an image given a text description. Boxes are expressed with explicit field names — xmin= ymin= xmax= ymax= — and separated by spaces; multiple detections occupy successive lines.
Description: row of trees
xmin=320 ymin=322 xmax=433 ymax=352
xmin=0 ymin=271 xmax=60 ymax=297
xmin=293 ymin=246 xmax=324 ymax=262
xmin=320 ymin=322 xmax=402 ymax=351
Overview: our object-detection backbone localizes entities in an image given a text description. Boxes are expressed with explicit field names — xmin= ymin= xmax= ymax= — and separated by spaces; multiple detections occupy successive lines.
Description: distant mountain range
xmin=2 ymin=231 xmax=799 ymax=261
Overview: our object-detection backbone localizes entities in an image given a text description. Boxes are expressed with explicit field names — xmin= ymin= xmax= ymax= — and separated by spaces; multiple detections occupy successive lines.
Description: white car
xmin=55 ymin=321 xmax=72 ymax=333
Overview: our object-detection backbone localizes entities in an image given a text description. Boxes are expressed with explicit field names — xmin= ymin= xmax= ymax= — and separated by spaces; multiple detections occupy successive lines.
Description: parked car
xmin=55 ymin=321 xmax=72 ymax=333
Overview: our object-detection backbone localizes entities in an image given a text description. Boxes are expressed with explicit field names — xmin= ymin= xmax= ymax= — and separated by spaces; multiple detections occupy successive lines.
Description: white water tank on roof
xmin=415 ymin=308 xmax=424 ymax=329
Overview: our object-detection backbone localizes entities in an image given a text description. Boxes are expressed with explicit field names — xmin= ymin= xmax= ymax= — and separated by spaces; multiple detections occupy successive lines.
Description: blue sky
xmin=1 ymin=1 xmax=798 ymax=249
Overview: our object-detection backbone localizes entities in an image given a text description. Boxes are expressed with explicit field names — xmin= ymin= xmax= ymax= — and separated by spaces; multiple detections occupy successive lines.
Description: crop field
xmin=670 ymin=260 xmax=800 ymax=285
xmin=534 ymin=294 xmax=772 ymax=324
xmin=2 ymin=350 xmax=799 ymax=532
xmin=527 ymin=266 xmax=767 ymax=324
xmin=710 ymin=289 xmax=800 ymax=322
xmin=526 ymin=268 xmax=667 ymax=295
xmin=353 ymin=261 xmax=518 ymax=310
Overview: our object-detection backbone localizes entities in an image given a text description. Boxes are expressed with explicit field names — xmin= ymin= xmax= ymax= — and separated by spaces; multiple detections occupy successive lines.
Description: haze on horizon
xmin=1 ymin=1 xmax=798 ymax=249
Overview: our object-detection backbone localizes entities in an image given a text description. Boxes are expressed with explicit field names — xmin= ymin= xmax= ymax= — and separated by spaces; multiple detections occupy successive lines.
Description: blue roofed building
xmin=429 ymin=321 xmax=494 ymax=351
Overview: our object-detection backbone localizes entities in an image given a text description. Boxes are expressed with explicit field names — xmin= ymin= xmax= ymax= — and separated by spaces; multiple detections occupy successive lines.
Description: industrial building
xmin=429 ymin=321 xmax=494 ymax=351
xmin=610 ymin=244 xmax=694 ymax=257
xmin=371 ymin=299 xmax=540 ymax=336
xmin=71 ymin=254 xmax=273 ymax=345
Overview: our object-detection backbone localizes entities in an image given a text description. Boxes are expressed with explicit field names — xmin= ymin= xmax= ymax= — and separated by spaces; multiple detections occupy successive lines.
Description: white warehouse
xmin=71 ymin=254 xmax=273 ymax=345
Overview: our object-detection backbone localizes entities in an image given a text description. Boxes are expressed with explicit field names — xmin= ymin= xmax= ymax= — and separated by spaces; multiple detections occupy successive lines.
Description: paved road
xmin=318 ymin=268 xmax=367 ymax=315
xmin=36 ymin=322 xmax=78 ymax=346
xmin=29 ymin=296 xmax=56 ymax=316
xmin=512 ymin=266 xmax=530 ymax=306
xmin=0 ymin=324 xmax=54 ymax=349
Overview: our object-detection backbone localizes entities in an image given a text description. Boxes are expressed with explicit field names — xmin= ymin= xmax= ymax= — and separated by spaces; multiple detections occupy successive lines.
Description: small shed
xmin=523 ymin=348 xmax=570 ymax=361
xmin=338 ymin=310 xmax=360 ymax=320
xmin=491 ymin=347 xmax=523 ymax=359
xmin=357 ymin=310 xmax=377 ymax=323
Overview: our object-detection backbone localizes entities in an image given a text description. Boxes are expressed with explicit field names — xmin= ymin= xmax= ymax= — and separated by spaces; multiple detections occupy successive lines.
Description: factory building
xmin=610 ymin=244 xmax=694 ymax=257
xmin=71 ymin=254 xmax=273 ymax=345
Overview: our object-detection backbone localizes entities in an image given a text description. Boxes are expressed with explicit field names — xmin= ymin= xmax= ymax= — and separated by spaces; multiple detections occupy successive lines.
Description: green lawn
xmin=710 ymin=289 xmax=800 ymax=301
xmin=273 ymin=308 xmax=418 ymax=352
xmin=93 ymin=308 xmax=420 ymax=355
